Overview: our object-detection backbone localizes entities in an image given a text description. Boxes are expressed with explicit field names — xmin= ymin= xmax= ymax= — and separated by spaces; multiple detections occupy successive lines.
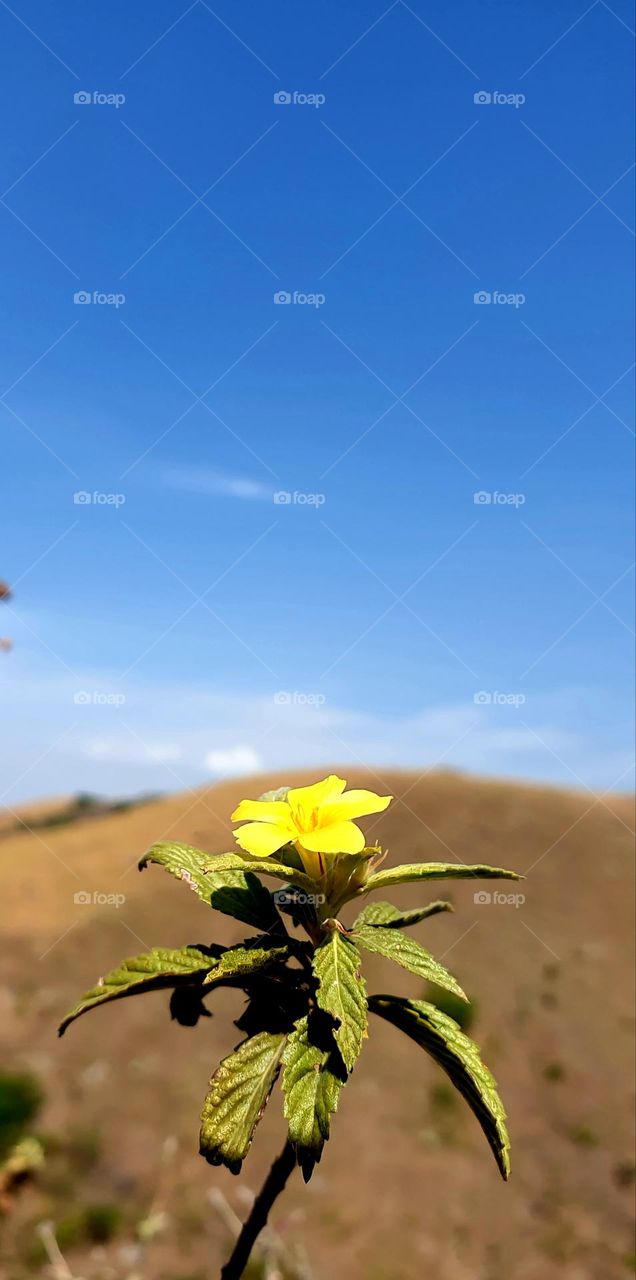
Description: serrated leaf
xmin=139 ymin=842 xmax=284 ymax=933
xmin=369 ymin=995 xmax=510 ymax=1179
xmin=313 ymin=928 xmax=367 ymax=1072
xmin=209 ymin=875 xmax=286 ymax=936
xmin=281 ymin=1014 xmax=346 ymax=1181
xmin=205 ymin=850 xmax=319 ymax=895
xmin=352 ymin=924 xmax=468 ymax=1001
xmin=199 ymin=1031 xmax=286 ymax=1173
xmin=58 ymin=946 xmax=215 ymax=1035
xmin=202 ymin=940 xmax=290 ymax=986
xmin=361 ymin=862 xmax=521 ymax=896
xmin=354 ymin=899 xmax=453 ymax=929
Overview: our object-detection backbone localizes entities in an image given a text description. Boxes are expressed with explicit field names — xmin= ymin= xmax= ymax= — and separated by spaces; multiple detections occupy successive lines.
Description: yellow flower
xmin=231 ymin=775 xmax=392 ymax=879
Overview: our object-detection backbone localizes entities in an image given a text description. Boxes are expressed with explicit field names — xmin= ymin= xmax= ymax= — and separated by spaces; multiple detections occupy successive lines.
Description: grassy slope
xmin=1 ymin=767 xmax=634 ymax=1279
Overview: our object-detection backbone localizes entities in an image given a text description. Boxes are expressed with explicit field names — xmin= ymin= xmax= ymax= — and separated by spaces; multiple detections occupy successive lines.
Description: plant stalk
xmin=219 ymin=1139 xmax=297 ymax=1279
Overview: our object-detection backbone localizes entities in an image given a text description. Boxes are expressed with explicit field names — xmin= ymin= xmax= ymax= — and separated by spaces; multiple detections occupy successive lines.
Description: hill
xmin=1 ymin=767 xmax=634 ymax=1279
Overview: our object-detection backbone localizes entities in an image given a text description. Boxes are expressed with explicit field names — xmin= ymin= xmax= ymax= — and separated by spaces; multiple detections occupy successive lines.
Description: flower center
xmin=293 ymin=802 xmax=320 ymax=833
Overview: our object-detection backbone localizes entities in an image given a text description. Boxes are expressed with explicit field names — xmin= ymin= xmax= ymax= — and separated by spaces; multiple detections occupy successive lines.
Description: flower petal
xmin=322 ymin=789 xmax=393 ymax=823
xmin=231 ymin=799 xmax=291 ymax=825
xmin=234 ymin=821 xmax=291 ymax=857
xmin=298 ymin=820 xmax=365 ymax=854
xmin=286 ymin=775 xmax=347 ymax=819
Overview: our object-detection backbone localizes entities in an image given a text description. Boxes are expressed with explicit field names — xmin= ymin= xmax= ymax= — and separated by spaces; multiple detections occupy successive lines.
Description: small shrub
xmin=543 ymin=1062 xmax=565 ymax=1082
xmin=0 ymin=1072 xmax=43 ymax=1156
xmin=430 ymin=1082 xmax=458 ymax=1114
xmin=614 ymin=1159 xmax=636 ymax=1188
xmin=568 ymin=1123 xmax=599 ymax=1147
xmin=83 ymin=1202 xmax=122 ymax=1242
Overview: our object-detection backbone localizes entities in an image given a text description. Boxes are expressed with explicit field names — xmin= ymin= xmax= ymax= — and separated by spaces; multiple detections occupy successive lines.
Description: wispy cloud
xmin=162 ymin=467 xmax=272 ymax=501
xmin=83 ymin=739 xmax=182 ymax=765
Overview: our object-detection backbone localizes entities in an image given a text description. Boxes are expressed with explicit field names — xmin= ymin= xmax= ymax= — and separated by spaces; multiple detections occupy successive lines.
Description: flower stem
xmin=219 ymin=1140 xmax=297 ymax=1279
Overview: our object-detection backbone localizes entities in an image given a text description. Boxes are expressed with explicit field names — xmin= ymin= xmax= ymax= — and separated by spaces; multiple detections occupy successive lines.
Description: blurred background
xmin=1 ymin=2 xmax=634 ymax=1277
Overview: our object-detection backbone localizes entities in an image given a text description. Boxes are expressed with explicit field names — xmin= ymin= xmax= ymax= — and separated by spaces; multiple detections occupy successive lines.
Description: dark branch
xmin=219 ymin=1140 xmax=297 ymax=1279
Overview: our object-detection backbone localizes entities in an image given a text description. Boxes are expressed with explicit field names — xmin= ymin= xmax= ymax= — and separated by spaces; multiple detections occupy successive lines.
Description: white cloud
xmin=162 ymin=467 xmax=272 ymax=501
xmin=1 ymin=656 xmax=632 ymax=804
xmin=204 ymin=745 xmax=263 ymax=776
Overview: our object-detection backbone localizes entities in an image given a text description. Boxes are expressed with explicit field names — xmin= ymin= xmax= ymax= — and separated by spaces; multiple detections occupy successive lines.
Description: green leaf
xmin=362 ymin=862 xmax=521 ymax=896
xmin=202 ymin=940 xmax=290 ymax=987
xmin=58 ymin=946 xmax=215 ymax=1036
xmin=205 ymin=850 xmax=319 ymax=896
xmin=369 ymin=995 xmax=510 ymax=1179
xmin=209 ymin=876 xmax=286 ymax=936
xmin=281 ymin=1014 xmax=346 ymax=1181
xmin=354 ymin=899 xmax=454 ymax=929
xmin=199 ymin=1031 xmax=286 ymax=1173
xmin=352 ymin=924 xmax=467 ymax=1001
xmin=313 ymin=927 xmax=367 ymax=1072
xmin=139 ymin=842 xmax=284 ymax=933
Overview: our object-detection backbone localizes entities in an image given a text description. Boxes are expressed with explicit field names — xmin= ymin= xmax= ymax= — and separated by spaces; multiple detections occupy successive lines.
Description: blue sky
xmin=1 ymin=0 xmax=634 ymax=803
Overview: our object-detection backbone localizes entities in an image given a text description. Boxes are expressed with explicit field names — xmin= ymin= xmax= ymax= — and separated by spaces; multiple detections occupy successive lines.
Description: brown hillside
xmin=1 ymin=768 xmax=634 ymax=1279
